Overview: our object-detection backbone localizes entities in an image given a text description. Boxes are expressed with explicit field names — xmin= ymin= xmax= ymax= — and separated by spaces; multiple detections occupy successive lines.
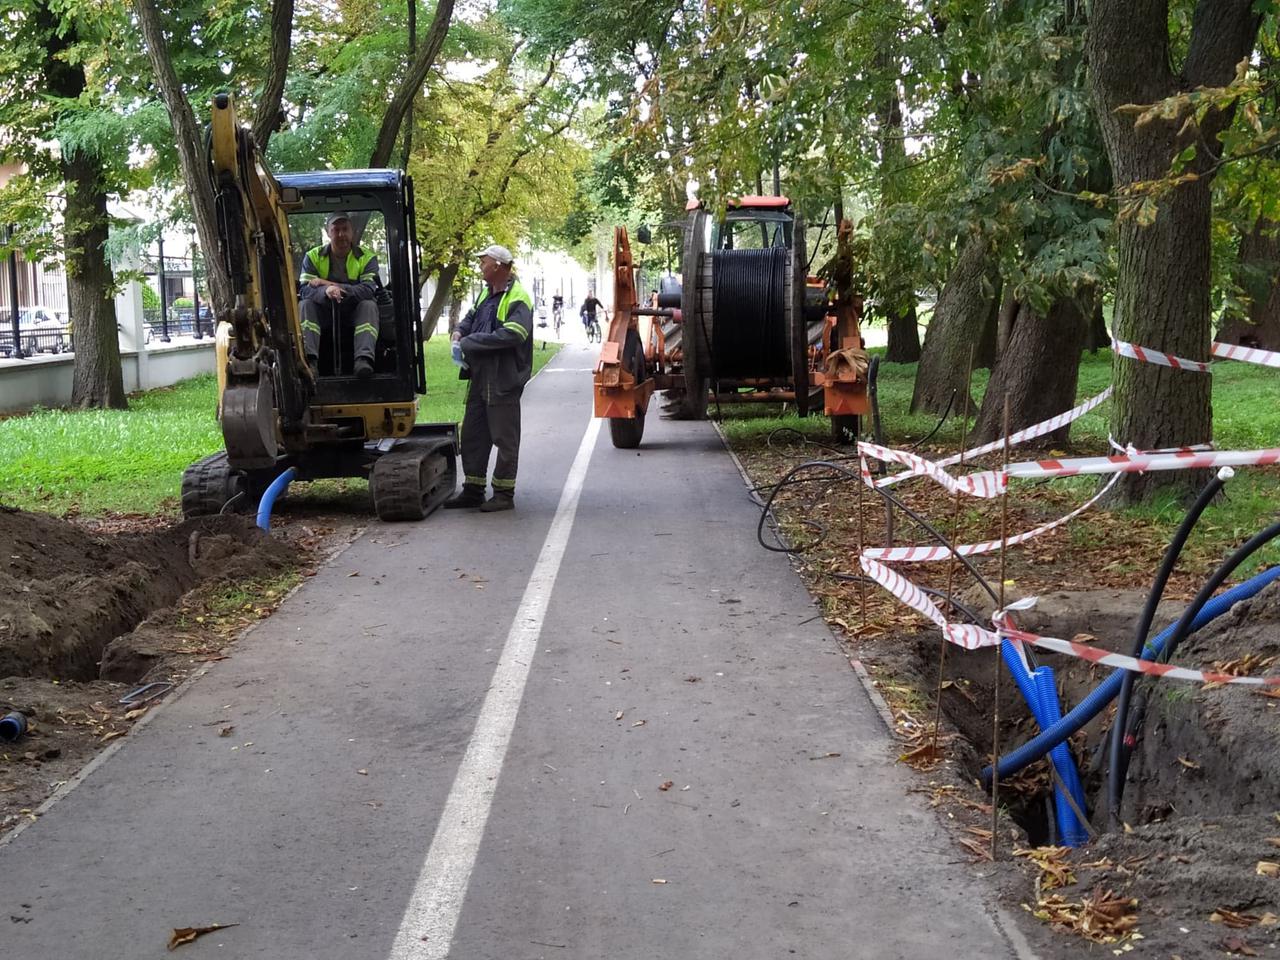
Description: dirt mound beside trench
xmin=0 ymin=506 xmax=295 ymax=682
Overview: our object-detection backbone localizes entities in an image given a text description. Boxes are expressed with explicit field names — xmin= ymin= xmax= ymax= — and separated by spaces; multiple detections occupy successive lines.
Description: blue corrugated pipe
xmin=983 ymin=564 xmax=1280 ymax=788
xmin=1000 ymin=641 xmax=1088 ymax=845
xmin=1034 ymin=665 xmax=1089 ymax=845
xmin=256 ymin=467 xmax=297 ymax=531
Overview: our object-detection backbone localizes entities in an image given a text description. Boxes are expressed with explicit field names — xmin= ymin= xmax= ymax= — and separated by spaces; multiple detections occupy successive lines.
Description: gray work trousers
xmin=300 ymin=298 xmax=378 ymax=365
xmin=460 ymin=384 xmax=521 ymax=494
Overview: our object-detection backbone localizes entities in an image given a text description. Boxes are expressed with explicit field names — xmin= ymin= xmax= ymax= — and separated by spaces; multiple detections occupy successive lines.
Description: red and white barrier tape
xmin=858 ymin=441 xmax=1007 ymax=499
xmin=1114 ymin=337 xmax=1280 ymax=372
xmin=876 ymin=388 xmax=1113 ymax=489
xmin=859 ymin=555 xmax=1280 ymax=686
xmin=1212 ymin=340 xmax=1280 ymax=369
xmin=1108 ymin=434 xmax=1214 ymax=455
xmin=1000 ymin=623 xmax=1280 ymax=687
xmin=1112 ymin=338 xmax=1211 ymax=373
xmin=964 ymin=446 xmax=1280 ymax=483
xmin=861 ymin=473 xmax=1120 ymax=563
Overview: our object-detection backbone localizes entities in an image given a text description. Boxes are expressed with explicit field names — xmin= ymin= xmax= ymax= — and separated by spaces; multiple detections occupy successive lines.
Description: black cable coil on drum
xmin=710 ymin=247 xmax=789 ymax=379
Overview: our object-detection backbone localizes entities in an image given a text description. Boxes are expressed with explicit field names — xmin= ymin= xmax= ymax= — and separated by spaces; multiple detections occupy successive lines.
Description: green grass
xmin=0 ymin=338 xmax=560 ymax=517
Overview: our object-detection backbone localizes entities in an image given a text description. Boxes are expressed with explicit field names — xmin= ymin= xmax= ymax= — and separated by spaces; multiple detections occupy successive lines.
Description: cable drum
xmin=710 ymin=247 xmax=790 ymax=378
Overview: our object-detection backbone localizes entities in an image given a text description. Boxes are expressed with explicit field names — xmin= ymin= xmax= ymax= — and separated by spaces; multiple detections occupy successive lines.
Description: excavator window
xmin=287 ymin=208 xmax=396 ymax=377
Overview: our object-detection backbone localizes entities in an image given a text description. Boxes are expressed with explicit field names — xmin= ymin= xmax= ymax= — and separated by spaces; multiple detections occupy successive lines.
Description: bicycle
xmin=552 ymin=303 xmax=563 ymax=337
xmin=584 ymin=315 xmax=602 ymax=343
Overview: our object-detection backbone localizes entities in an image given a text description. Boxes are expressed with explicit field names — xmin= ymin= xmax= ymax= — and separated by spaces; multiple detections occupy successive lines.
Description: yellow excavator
xmin=181 ymin=94 xmax=457 ymax=521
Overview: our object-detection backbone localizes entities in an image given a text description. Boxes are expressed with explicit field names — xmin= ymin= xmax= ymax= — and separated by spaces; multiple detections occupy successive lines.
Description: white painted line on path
xmin=388 ymin=415 xmax=603 ymax=960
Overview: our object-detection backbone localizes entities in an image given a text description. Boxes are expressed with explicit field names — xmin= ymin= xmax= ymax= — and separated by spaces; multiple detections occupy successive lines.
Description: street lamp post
xmin=5 ymin=225 xmax=23 ymax=360
xmin=157 ymin=233 xmax=170 ymax=343
xmin=190 ymin=227 xmax=202 ymax=339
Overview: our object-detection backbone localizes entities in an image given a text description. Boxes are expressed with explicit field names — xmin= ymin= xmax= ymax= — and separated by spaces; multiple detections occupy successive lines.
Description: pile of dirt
xmin=0 ymin=505 xmax=294 ymax=682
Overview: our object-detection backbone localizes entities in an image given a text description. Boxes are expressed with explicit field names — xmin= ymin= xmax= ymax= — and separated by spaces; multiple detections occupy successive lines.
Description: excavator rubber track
xmin=370 ymin=438 xmax=457 ymax=521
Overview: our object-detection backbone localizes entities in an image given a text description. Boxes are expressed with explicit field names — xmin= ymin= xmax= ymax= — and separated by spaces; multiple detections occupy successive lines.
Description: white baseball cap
xmin=476 ymin=244 xmax=514 ymax=265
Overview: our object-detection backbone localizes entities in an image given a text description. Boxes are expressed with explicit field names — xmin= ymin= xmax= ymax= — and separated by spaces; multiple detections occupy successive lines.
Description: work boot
xmin=479 ymin=492 xmax=514 ymax=513
xmin=354 ymin=356 xmax=374 ymax=379
xmin=443 ymin=485 xmax=485 ymax=509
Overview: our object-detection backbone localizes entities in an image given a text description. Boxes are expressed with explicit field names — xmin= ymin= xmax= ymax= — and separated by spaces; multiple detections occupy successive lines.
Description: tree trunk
xmin=910 ymin=234 xmax=995 ymax=414
xmin=134 ymin=0 xmax=236 ymax=315
xmin=974 ymin=276 xmax=1001 ymax=369
xmin=1085 ymin=297 xmax=1109 ymax=352
xmin=884 ymin=304 xmax=920 ymax=362
xmin=38 ymin=7 xmax=125 ymax=409
xmin=422 ymin=262 xmax=458 ymax=336
xmin=996 ymin=290 xmax=1018 ymax=357
xmin=1089 ymin=0 xmax=1261 ymax=502
xmin=972 ymin=298 xmax=1086 ymax=445
xmin=65 ymin=153 xmax=126 ymax=409
xmin=447 ymin=294 xmax=463 ymax=335
xmin=1217 ymin=218 xmax=1280 ymax=349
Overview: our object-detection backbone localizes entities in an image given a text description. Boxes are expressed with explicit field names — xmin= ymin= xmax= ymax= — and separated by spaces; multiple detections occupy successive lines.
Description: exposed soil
xmin=735 ymin=433 xmax=1280 ymax=959
xmin=0 ymin=503 xmax=361 ymax=833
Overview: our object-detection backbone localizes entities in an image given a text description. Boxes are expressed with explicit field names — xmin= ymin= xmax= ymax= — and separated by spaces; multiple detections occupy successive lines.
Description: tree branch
xmin=368 ymin=0 xmax=456 ymax=168
xmin=251 ymin=0 xmax=295 ymax=151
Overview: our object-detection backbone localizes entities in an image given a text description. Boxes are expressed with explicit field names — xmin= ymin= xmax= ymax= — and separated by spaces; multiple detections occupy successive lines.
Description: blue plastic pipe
xmin=1034 ymin=666 xmax=1089 ymax=845
xmin=1000 ymin=640 xmax=1088 ymax=844
xmin=256 ymin=467 xmax=297 ymax=531
xmin=983 ymin=564 xmax=1280 ymax=787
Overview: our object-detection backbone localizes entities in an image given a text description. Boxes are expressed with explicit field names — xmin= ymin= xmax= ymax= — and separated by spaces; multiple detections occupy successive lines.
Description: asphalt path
xmin=0 ymin=344 xmax=1034 ymax=959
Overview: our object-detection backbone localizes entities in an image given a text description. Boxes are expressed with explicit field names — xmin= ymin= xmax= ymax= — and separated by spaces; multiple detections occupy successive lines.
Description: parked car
xmin=0 ymin=306 xmax=70 ymax=357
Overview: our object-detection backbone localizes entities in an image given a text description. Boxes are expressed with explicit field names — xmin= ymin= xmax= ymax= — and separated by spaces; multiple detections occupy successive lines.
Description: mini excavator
xmin=181 ymin=94 xmax=457 ymax=521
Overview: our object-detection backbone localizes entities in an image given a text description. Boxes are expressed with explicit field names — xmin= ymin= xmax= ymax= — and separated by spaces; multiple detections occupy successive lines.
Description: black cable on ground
xmin=909 ymin=389 xmax=957 ymax=452
xmin=1108 ymin=516 xmax=1280 ymax=821
xmin=754 ymin=458 xmax=1000 ymax=607
xmin=1106 ymin=470 xmax=1228 ymax=830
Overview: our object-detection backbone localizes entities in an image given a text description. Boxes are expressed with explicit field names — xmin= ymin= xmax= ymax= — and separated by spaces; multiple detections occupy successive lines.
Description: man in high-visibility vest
xmin=445 ymin=244 xmax=534 ymax=513
xmin=298 ymin=212 xmax=380 ymax=378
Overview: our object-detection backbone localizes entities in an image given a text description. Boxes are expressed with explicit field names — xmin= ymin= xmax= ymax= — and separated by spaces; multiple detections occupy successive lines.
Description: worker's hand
xmin=324 ymin=284 xmax=345 ymax=302
xmin=307 ymin=277 xmax=329 ymax=288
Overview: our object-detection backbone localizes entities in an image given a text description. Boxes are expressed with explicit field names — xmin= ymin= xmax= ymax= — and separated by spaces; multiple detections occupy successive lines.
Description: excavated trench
xmin=0 ymin=506 xmax=295 ymax=683
xmin=924 ymin=581 xmax=1280 ymax=843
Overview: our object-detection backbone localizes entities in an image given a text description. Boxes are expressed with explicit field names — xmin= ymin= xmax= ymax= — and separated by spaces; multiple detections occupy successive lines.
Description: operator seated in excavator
xmin=298 ymin=211 xmax=380 ymax=378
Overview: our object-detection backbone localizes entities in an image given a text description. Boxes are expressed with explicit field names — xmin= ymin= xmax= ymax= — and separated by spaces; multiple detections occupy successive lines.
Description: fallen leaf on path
xmin=1031 ymin=887 xmax=1138 ymax=944
xmin=1176 ymin=756 xmax=1200 ymax=770
xmin=1212 ymin=909 xmax=1262 ymax=928
xmin=651 ymin=878 xmax=667 ymax=884
xmin=357 ymin=769 xmax=368 ymax=776
xmin=808 ymin=752 xmax=841 ymax=760
xmin=615 ymin=711 xmax=624 ymax=721
xmin=123 ymin=707 xmax=148 ymax=721
xmin=167 ymin=923 xmax=239 ymax=950
xmin=631 ymin=720 xmax=646 ymax=727
xmin=658 ymin=781 xmax=673 ymax=791
xmin=100 ymin=730 xmax=125 ymax=743
xmin=1220 ymin=936 xmax=1258 ymax=956
xmin=218 ymin=726 xmax=234 ymax=737
xmin=1255 ymin=861 xmax=1279 ymax=877
xmin=347 ymin=571 xmax=360 ymax=577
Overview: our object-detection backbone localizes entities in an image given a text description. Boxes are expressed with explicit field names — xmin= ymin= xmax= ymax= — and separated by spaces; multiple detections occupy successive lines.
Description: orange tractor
xmin=593 ymin=197 xmax=869 ymax=447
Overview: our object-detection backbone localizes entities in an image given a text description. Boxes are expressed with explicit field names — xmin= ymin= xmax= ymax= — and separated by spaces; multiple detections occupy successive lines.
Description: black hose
xmin=754 ymin=458 xmax=1000 ymax=606
xmin=1108 ymin=516 xmax=1280 ymax=821
xmin=1106 ymin=471 xmax=1228 ymax=830
xmin=910 ymin=389 xmax=957 ymax=452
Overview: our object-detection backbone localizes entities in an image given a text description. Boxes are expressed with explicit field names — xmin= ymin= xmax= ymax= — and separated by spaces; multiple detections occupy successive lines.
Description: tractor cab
xmin=711 ymin=196 xmax=795 ymax=251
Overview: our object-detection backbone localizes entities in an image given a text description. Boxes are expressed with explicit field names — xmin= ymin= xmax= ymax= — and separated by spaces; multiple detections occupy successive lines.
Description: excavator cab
xmin=182 ymin=95 xmax=456 ymax=522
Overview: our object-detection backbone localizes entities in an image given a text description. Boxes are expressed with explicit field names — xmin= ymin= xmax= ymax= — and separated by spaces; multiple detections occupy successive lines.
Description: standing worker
xmin=298 ymin=212 xmax=381 ymax=378
xmin=445 ymin=244 xmax=534 ymax=513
